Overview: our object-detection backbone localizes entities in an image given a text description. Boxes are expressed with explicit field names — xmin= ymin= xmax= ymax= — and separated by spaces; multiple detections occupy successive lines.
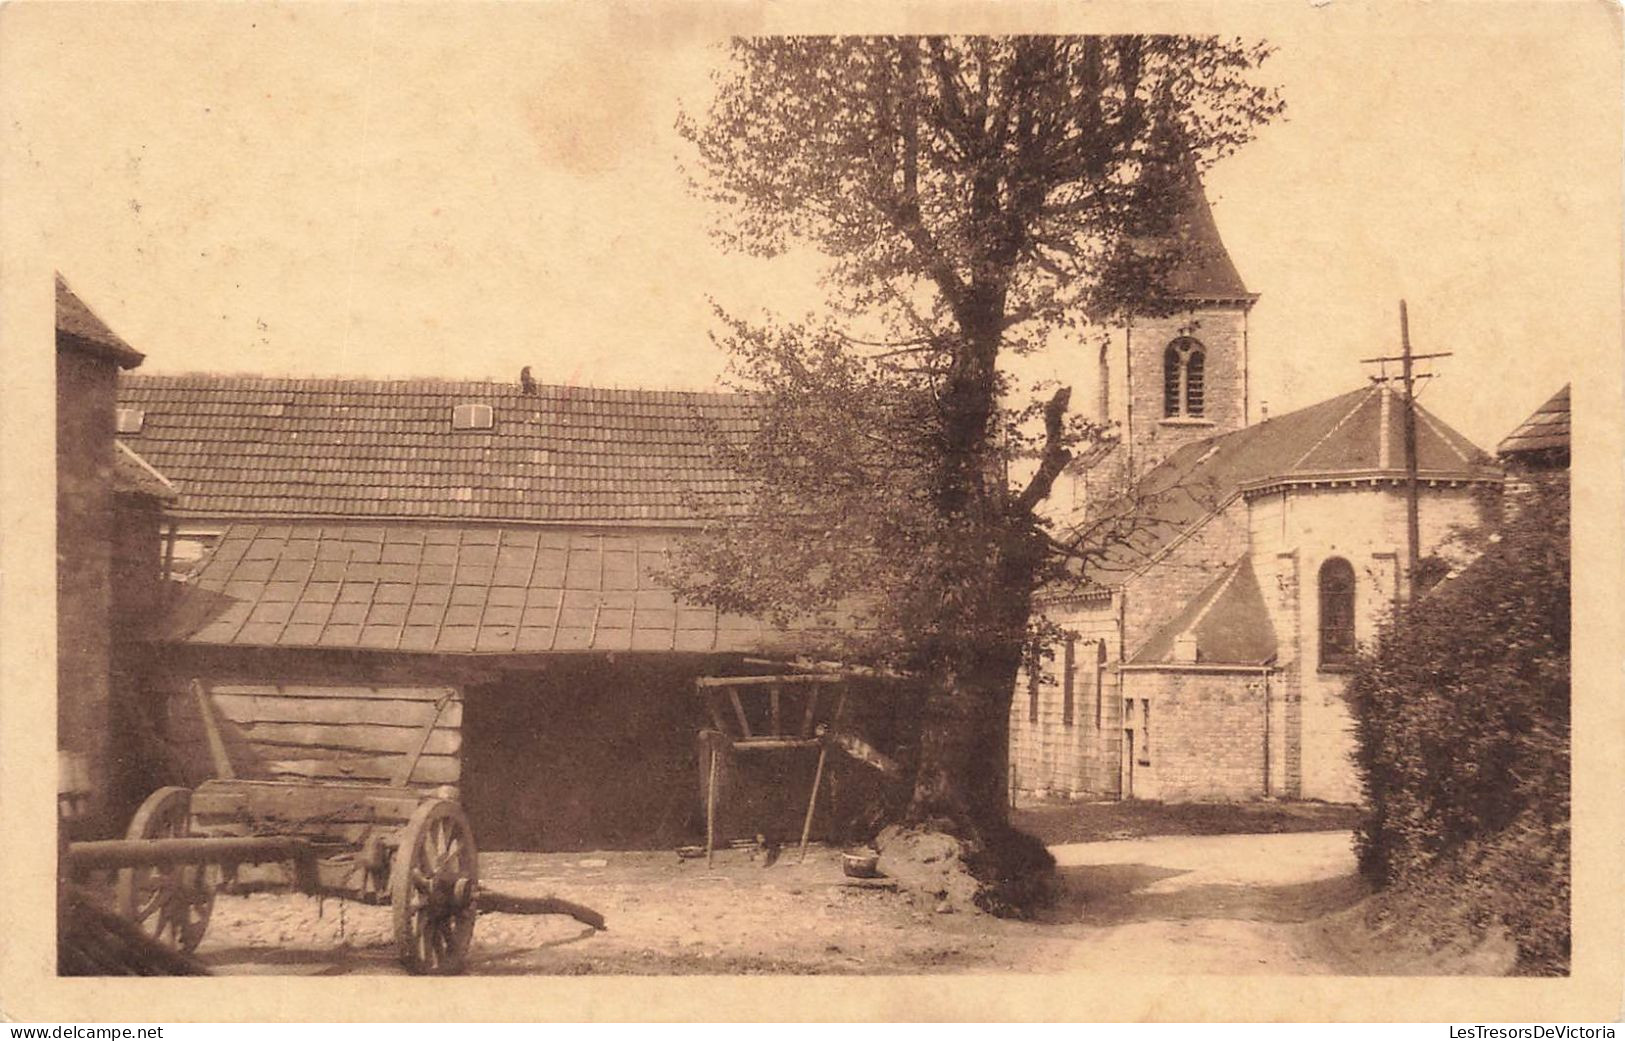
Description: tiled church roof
xmin=1076 ymin=384 xmax=1502 ymax=584
xmin=117 ymin=374 xmax=755 ymax=524
xmin=1129 ymin=554 xmax=1276 ymax=666
xmin=159 ymin=522 xmax=854 ymax=655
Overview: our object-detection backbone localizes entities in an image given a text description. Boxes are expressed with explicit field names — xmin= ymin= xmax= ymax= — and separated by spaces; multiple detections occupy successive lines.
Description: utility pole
xmin=1359 ymin=301 xmax=1452 ymax=602
xmin=1400 ymin=301 xmax=1420 ymax=600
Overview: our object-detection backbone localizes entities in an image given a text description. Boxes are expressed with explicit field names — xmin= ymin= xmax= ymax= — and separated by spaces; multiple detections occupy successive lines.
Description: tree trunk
xmin=901 ymin=281 xmax=1057 ymax=906
xmin=908 ymin=650 xmax=1021 ymax=833
xmin=906 ymin=539 xmax=1039 ymax=838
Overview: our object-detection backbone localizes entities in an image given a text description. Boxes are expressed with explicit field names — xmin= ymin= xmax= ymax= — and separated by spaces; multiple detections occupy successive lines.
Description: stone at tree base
xmin=872 ymin=825 xmax=982 ymax=913
xmin=874 ymin=821 xmax=1059 ymax=917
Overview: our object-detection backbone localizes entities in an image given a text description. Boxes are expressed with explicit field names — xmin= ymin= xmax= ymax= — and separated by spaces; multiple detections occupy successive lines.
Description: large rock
xmin=872 ymin=826 xmax=981 ymax=912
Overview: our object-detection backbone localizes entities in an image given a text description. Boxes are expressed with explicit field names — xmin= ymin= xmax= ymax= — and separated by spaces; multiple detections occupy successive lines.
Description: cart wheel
xmin=390 ymin=798 xmax=478 ymax=975
xmin=115 ymin=786 xmax=215 ymax=953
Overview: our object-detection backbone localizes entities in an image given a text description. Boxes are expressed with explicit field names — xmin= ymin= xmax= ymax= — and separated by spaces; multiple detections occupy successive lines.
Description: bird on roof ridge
xmin=520 ymin=366 xmax=538 ymax=396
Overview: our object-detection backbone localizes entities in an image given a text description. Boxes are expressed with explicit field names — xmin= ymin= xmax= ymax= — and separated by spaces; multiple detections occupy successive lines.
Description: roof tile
xmin=1074 ymin=384 xmax=1502 ymax=584
xmin=158 ymin=522 xmax=846 ymax=656
xmin=1497 ymin=385 xmax=1570 ymax=459
xmin=117 ymin=373 xmax=753 ymax=523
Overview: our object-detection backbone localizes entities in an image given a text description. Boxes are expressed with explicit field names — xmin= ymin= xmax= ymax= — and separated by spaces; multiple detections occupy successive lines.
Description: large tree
xmin=675 ymin=36 xmax=1282 ymax=870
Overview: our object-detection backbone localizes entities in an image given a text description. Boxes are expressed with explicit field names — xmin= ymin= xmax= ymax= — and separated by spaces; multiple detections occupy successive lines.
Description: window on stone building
xmin=1095 ymin=640 xmax=1108 ymax=728
xmin=1319 ymin=556 xmax=1357 ymax=668
xmin=1027 ymin=640 xmax=1041 ymax=724
xmin=1098 ymin=342 xmax=1111 ymax=421
xmin=1140 ymin=699 xmax=1151 ymax=764
xmin=1061 ymin=634 xmax=1077 ymax=726
xmin=1163 ymin=337 xmax=1206 ymax=418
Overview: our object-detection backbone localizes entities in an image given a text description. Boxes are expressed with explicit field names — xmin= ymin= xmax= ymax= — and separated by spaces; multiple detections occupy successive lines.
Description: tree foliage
xmin=675 ymin=36 xmax=1283 ymax=847
xmin=1349 ymin=473 xmax=1570 ymax=973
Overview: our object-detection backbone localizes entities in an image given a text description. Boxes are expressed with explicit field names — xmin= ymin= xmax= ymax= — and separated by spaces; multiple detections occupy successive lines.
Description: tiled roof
xmin=1129 ymin=554 xmax=1276 ymax=665
xmin=117 ymin=374 xmax=755 ymax=524
xmin=57 ymin=275 xmax=145 ymax=368
xmin=1161 ymin=173 xmax=1253 ymax=302
xmin=1497 ymin=384 xmax=1570 ymax=458
xmin=159 ymin=522 xmax=849 ymax=655
xmin=1078 ymin=384 xmax=1501 ymax=583
xmin=114 ymin=442 xmax=178 ymax=502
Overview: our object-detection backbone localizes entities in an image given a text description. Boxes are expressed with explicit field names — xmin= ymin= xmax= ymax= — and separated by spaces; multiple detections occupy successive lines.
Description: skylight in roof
xmin=115 ymin=407 xmax=145 ymax=434
xmin=451 ymin=403 xmax=494 ymax=431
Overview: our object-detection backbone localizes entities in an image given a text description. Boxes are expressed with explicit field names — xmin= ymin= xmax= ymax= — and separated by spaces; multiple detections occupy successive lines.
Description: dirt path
xmin=194 ymin=830 xmax=1364 ymax=975
xmin=1026 ymin=831 xmax=1367 ymax=973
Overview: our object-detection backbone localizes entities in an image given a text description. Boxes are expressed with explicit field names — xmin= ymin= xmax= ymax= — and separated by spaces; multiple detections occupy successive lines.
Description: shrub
xmin=1349 ymin=472 xmax=1569 ymax=973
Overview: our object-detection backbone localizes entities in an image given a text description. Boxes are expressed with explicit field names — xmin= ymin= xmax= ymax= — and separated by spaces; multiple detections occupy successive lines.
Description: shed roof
xmin=1077 ymin=384 xmax=1501 ymax=584
xmin=117 ymin=374 xmax=754 ymax=524
xmin=158 ymin=522 xmax=852 ymax=656
xmin=56 ymin=275 xmax=145 ymax=368
xmin=1496 ymin=384 xmax=1570 ymax=459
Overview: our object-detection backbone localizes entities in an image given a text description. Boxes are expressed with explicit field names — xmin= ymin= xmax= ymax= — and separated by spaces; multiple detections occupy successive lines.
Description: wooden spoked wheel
xmin=115 ymin=786 xmax=215 ymax=953
xmin=390 ymin=798 xmax=478 ymax=975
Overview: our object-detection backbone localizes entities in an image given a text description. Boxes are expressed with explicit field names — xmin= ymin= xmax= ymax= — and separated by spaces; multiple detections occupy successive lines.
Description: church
xmin=1008 ymin=176 xmax=1503 ymax=806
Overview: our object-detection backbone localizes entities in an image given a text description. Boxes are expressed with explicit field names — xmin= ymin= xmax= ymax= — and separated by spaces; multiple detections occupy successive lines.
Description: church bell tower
xmin=1097 ymin=167 xmax=1257 ymax=480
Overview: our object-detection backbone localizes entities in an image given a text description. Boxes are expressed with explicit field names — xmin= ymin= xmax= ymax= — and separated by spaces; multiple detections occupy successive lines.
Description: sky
xmin=3 ymin=2 xmax=1619 ymax=450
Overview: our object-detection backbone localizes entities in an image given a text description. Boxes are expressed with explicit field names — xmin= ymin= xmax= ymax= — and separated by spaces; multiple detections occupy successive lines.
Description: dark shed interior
xmin=148 ymin=646 xmax=913 ymax=855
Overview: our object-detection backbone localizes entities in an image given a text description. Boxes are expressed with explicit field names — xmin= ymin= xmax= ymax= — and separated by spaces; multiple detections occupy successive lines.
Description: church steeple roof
xmin=1158 ymin=164 xmax=1254 ymax=303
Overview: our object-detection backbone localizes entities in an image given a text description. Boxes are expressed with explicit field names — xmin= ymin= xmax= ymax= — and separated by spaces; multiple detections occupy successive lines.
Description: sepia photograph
xmin=2 ymin=0 xmax=1621 ymax=1024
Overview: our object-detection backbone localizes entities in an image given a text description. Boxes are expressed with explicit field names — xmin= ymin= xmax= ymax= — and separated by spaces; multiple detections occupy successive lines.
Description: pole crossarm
xmin=1358 ymin=351 xmax=1454 ymax=363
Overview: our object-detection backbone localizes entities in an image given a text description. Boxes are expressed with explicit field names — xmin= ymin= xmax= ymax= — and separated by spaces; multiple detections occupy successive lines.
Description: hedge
xmin=1348 ymin=472 xmax=1570 ymax=974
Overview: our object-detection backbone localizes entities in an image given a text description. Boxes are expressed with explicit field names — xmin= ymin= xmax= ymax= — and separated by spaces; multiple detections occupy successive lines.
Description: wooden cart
xmin=68 ymin=681 xmax=478 ymax=975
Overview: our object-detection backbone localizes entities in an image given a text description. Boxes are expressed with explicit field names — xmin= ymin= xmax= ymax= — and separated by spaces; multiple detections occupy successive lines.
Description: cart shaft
xmin=68 ymin=836 xmax=317 ymax=871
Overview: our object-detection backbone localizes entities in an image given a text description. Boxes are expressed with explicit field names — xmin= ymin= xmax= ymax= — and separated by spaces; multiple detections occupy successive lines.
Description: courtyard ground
xmin=1011 ymin=797 xmax=1363 ymax=845
xmin=194 ymin=826 xmax=1478 ymax=976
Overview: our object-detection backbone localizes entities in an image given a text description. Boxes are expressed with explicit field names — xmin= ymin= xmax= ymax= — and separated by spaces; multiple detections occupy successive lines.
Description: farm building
xmin=56 ymin=275 xmax=180 ymax=837
xmin=1497 ymin=383 xmax=1570 ymax=472
xmin=118 ymin=375 xmax=893 ymax=851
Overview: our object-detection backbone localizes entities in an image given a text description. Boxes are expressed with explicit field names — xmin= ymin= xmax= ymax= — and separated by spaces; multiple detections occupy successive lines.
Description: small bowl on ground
xmin=842 ymin=850 xmax=881 ymax=878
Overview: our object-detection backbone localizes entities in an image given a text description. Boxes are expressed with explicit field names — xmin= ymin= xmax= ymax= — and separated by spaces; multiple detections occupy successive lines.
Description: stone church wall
xmin=1121 ymin=498 xmax=1251 ymax=658
xmin=1009 ymin=596 xmax=1121 ymax=800
xmin=1117 ymin=666 xmax=1274 ymax=800
xmin=1248 ymin=483 xmax=1491 ymax=803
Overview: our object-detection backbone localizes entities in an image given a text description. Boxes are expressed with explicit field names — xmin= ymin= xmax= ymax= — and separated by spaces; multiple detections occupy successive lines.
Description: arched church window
xmin=1098 ymin=342 xmax=1111 ymax=421
xmin=1163 ymin=337 xmax=1206 ymax=418
xmin=1319 ymin=557 xmax=1357 ymax=668
xmin=1094 ymin=639 xmax=1108 ymax=728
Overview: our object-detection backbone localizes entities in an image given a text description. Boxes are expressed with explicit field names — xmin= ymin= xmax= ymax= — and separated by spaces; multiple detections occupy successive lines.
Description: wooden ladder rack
xmin=693 ymin=674 xmax=850 ymax=865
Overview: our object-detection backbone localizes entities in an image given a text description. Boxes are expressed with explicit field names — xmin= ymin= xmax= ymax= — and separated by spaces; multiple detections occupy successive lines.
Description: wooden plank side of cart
xmin=163 ymin=681 xmax=463 ymax=789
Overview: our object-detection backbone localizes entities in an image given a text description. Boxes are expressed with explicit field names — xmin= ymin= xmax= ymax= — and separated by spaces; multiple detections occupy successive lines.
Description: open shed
xmin=149 ymin=522 xmax=897 ymax=851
